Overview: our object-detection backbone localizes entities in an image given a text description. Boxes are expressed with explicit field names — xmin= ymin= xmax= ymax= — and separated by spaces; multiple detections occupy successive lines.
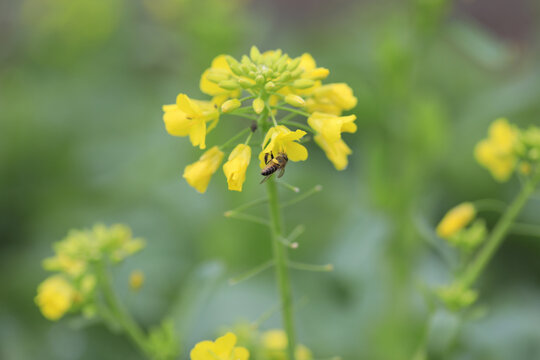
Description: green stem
xmin=266 ymin=177 xmax=296 ymax=360
xmin=96 ymin=261 xmax=151 ymax=358
xmin=219 ymin=128 xmax=251 ymax=149
xmin=459 ymin=177 xmax=539 ymax=288
xmin=280 ymin=120 xmax=315 ymax=134
xmin=274 ymin=105 xmax=311 ymax=117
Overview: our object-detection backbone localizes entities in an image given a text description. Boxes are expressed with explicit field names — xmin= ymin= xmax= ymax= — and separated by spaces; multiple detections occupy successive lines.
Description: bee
xmin=260 ymin=152 xmax=288 ymax=184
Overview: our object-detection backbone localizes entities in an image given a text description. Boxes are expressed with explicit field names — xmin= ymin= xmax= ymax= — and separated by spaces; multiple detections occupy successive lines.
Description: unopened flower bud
xmin=287 ymin=57 xmax=301 ymax=71
xmin=221 ymin=99 xmax=241 ymax=113
xmin=238 ymin=78 xmax=255 ymax=88
xmin=309 ymin=67 xmax=330 ymax=80
xmin=255 ymin=74 xmax=265 ymax=85
xmin=250 ymin=46 xmax=261 ymax=62
xmin=290 ymin=68 xmax=303 ymax=78
xmin=206 ymin=71 xmax=229 ymax=83
xmin=264 ymin=82 xmax=276 ymax=92
xmin=253 ymin=98 xmax=265 ymax=114
xmin=218 ymin=80 xmax=240 ymax=90
xmin=292 ymin=78 xmax=315 ymax=89
xmin=285 ymin=94 xmax=305 ymax=107
xmin=225 ymin=56 xmax=243 ymax=76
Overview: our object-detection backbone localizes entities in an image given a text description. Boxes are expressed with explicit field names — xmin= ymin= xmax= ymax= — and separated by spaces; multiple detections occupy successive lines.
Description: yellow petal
xmin=177 ymin=94 xmax=201 ymax=117
xmin=189 ymin=119 xmax=207 ymax=149
xmin=163 ymin=105 xmax=191 ymax=136
xmin=285 ymin=142 xmax=308 ymax=162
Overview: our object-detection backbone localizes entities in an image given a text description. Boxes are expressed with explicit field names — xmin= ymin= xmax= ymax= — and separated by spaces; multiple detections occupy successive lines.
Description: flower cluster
xmin=475 ymin=118 xmax=540 ymax=182
xmin=35 ymin=224 xmax=145 ymax=320
xmin=189 ymin=329 xmax=314 ymax=360
xmin=163 ymin=46 xmax=358 ymax=193
xmin=436 ymin=202 xmax=486 ymax=251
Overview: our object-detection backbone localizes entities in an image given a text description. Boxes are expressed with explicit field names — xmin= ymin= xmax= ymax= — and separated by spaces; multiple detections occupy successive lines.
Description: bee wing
xmin=277 ymin=167 xmax=286 ymax=178
xmin=260 ymin=174 xmax=273 ymax=184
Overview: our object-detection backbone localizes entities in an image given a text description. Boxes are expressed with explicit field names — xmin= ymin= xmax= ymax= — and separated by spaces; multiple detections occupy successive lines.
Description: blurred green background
xmin=1 ymin=0 xmax=540 ymax=359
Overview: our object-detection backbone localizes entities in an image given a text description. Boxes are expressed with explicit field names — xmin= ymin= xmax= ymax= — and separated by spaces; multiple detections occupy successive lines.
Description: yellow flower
xmin=163 ymin=94 xmax=219 ymax=149
xmin=298 ymin=53 xmax=329 ymax=81
xmin=305 ymin=83 xmax=357 ymax=115
xmin=261 ymin=330 xmax=313 ymax=360
xmin=436 ymin=202 xmax=476 ymax=239
xmin=35 ymin=275 xmax=75 ymax=321
xmin=259 ymin=126 xmax=308 ymax=167
xmin=200 ymin=55 xmax=241 ymax=105
xmin=190 ymin=332 xmax=249 ymax=360
xmin=129 ymin=270 xmax=144 ymax=291
xmin=223 ymin=144 xmax=251 ymax=192
xmin=474 ymin=118 xmax=518 ymax=182
xmin=183 ymin=146 xmax=224 ymax=193
xmin=308 ymin=112 xmax=357 ymax=170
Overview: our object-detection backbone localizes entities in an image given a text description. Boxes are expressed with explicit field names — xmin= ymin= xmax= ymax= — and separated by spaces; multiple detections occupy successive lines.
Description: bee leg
xmin=264 ymin=152 xmax=272 ymax=165
xmin=277 ymin=167 xmax=286 ymax=178
xmin=260 ymin=174 xmax=273 ymax=184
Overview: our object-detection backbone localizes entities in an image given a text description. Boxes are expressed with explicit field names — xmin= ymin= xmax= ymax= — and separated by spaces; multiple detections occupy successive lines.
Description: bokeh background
xmin=1 ymin=0 xmax=540 ymax=359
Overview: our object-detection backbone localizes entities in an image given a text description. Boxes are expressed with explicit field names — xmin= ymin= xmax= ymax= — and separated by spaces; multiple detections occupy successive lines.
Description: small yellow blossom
xmin=35 ymin=275 xmax=75 ymax=321
xmin=253 ymin=98 xmax=265 ymax=114
xmin=190 ymin=332 xmax=249 ymax=360
xmin=474 ymin=118 xmax=518 ymax=182
xmin=259 ymin=126 xmax=308 ymax=167
xmin=163 ymin=94 xmax=219 ymax=149
xmin=261 ymin=330 xmax=313 ymax=360
xmin=308 ymin=112 xmax=357 ymax=170
xmin=129 ymin=270 xmax=145 ymax=291
xmin=221 ymin=99 xmax=241 ymax=113
xmin=223 ymin=144 xmax=251 ymax=192
xmin=305 ymin=83 xmax=357 ymax=115
xmin=200 ymin=55 xmax=241 ymax=105
xmin=184 ymin=146 xmax=225 ymax=193
xmin=436 ymin=202 xmax=476 ymax=239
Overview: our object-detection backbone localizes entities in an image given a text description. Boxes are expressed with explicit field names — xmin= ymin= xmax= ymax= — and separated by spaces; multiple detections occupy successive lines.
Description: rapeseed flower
xmin=308 ymin=112 xmax=357 ymax=170
xmin=436 ymin=202 xmax=476 ymax=239
xmin=223 ymin=144 xmax=251 ymax=191
xmin=184 ymin=146 xmax=224 ymax=193
xmin=474 ymin=118 xmax=518 ymax=182
xmin=35 ymin=275 xmax=75 ymax=321
xmin=261 ymin=329 xmax=313 ymax=360
xmin=190 ymin=332 xmax=249 ymax=360
xmin=163 ymin=46 xmax=357 ymax=192
xmin=163 ymin=94 xmax=219 ymax=149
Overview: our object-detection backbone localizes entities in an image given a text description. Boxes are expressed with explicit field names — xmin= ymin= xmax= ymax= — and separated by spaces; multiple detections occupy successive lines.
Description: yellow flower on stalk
xmin=223 ymin=144 xmax=251 ymax=192
xmin=261 ymin=329 xmax=313 ymax=360
xmin=163 ymin=94 xmax=219 ymax=149
xmin=436 ymin=202 xmax=476 ymax=239
xmin=308 ymin=112 xmax=357 ymax=170
xmin=474 ymin=118 xmax=518 ymax=182
xmin=305 ymin=83 xmax=357 ymax=115
xmin=200 ymin=55 xmax=241 ymax=105
xmin=190 ymin=332 xmax=249 ymax=360
xmin=35 ymin=275 xmax=75 ymax=321
xmin=183 ymin=146 xmax=224 ymax=193
xmin=259 ymin=126 xmax=308 ymax=167
xmin=129 ymin=270 xmax=144 ymax=291
xmin=298 ymin=53 xmax=329 ymax=81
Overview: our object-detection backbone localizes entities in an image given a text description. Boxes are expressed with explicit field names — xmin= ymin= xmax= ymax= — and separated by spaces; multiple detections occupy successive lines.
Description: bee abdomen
xmin=261 ymin=165 xmax=278 ymax=176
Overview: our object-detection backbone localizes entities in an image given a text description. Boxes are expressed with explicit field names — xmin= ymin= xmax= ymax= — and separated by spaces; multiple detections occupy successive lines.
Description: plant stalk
xmin=459 ymin=176 xmax=539 ymax=288
xmin=266 ymin=177 xmax=296 ymax=360
xmin=96 ymin=261 xmax=151 ymax=358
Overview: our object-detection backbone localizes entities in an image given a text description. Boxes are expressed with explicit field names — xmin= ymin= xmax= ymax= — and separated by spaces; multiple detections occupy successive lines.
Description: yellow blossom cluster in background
xmin=35 ymin=224 xmax=145 ymax=321
xmin=436 ymin=202 xmax=486 ymax=251
xmin=189 ymin=329 xmax=315 ymax=360
xmin=475 ymin=118 xmax=540 ymax=182
xmin=163 ymin=46 xmax=358 ymax=193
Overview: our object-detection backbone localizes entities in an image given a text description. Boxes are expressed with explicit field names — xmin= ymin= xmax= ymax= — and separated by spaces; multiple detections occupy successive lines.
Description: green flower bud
xmin=290 ymin=68 xmax=303 ymax=78
xmin=292 ymin=78 xmax=315 ymax=89
xmin=250 ymin=46 xmax=261 ymax=62
xmin=287 ymin=57 xmax=301 ymax=71
xmin=221 ymin=99 xmax=241 ymax=113
xmin=206 ymin=71 xmax=229 ymax=83
xmin=264 ymin=82 xmax=276 ymax=92
xmin=238 ymin=78 xmax=255 ymax=88
xmin=225 ymin=56 xmax=244 ymax=76
xmin=255 ymin=74 xmax=265 ymax=85
xmin=277 ymin=61 xmax=288 ymax=73
xmin=218 ymin=80 xmax=240 ymax=90
xmin=276 ymin=71 xmax=291 ymax=82
xmin=285 ymin=94 xmax=305 ymax=107
xmin=252 ymin=98 xmax=265 ymax=114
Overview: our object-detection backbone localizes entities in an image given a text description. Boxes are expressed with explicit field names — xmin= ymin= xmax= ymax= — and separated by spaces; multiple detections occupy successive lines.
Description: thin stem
xmin=219 ymin=128 xmax=251 ymax=149
xmin=227 ymin=113 xmax=258 ymax=121
xmin=280 ymin=120 xmax=315 ymax=134
xmin=96 ymin=261 xmax=151 ymax=357
xmin=279 ymin=181 xmax=300 ymax=193
xmin=224 ymin=211 xmax=270 ymax=226
xmin=510 ymin=222 xmax=540 ymax=237
xmin=224 ymin=197 xmax=268 ymax=214
xmin=266 ymin=177 xmax=296 ymax=359
xmin=267 ymin=102 xmax=278 ymax=127
xmin=244 ymin=132 xmax=254 ymax=145
xmin=288 ymin=261 xmax=334 ymax=272
xmin=281 ymin=185 xmax=323 ymax=208
xmin=274 ymin=105 xmax=311 ymax=118
xmin=229 ymin=260 xmax=275 ymax=285
xmin=459 ymin=177 xmax=539 ymax=288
